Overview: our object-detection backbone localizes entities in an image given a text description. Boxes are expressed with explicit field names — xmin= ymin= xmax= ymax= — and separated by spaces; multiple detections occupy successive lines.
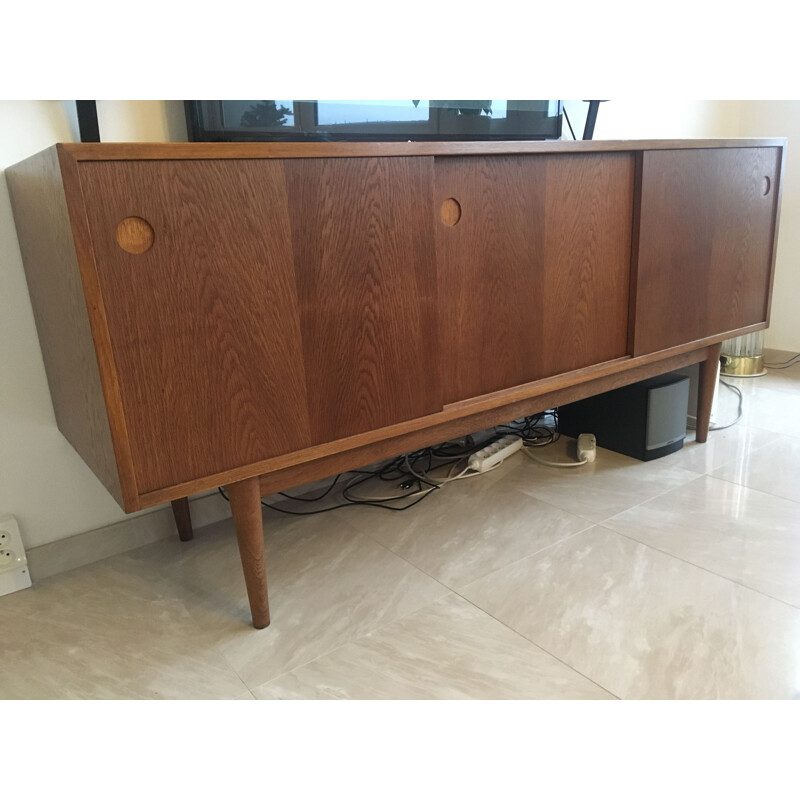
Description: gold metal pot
xmin=720 ymin=354 xmax=766 ymax=377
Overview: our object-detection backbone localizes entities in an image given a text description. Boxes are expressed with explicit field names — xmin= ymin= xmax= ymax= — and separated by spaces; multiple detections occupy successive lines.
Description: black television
xmin=185 ymin=100 xmax=563 ymax=143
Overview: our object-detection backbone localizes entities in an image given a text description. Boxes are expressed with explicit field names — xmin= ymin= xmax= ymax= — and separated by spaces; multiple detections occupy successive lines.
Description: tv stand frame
xmin=7 ymin=140 xmax=784 ymax=628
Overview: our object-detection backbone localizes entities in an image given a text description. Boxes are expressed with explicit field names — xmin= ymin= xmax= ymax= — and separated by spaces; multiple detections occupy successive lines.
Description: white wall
xmin=562 ymin=100 xmax=741 ymax=141
xmin=0 ymin=101 xmax=187 ymax=549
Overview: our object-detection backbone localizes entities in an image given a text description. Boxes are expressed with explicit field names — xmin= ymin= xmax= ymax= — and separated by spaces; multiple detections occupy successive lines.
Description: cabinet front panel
xmin=435 ymin=153 xmax=634 ymax=403
xmin=633 ymin=147 xmax=780 ymax=355
xmin=282 ymin=157 xmax=441 ymax=442
xmin=79 ymin=159 xmax=314 ymax=492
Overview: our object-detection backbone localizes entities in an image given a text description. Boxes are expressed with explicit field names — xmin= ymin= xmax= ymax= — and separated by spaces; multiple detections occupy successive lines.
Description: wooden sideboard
xmin=7 ymin=139 xmax=785 ymax=628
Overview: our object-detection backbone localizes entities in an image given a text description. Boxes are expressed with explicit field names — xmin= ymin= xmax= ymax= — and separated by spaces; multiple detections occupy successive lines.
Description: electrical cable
xmin=686 ymin=377 xmax=744 ymax=431
xmin=216 ymin=415 xmax=561 ymax=517
xmin=219 ymin=484 xmax=436 ymax=515
xmin=765 ymin=353 xmax=800 ymax=369
xmin=711 ymin=379 xmax=744 ymax=430
xmin=494 ymin=410 xmax=560 ymax=446
xmin=343 ymin=459 xmax=502 ymax=503
xmin=523 ymin=448 xmax=588 ymax=468
xmin=277 ymin=473 xmax=342 ymax=502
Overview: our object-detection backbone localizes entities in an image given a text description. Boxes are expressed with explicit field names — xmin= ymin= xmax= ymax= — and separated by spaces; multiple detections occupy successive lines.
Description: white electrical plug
xmin=577 ymin=433 xmax=597 ymax=463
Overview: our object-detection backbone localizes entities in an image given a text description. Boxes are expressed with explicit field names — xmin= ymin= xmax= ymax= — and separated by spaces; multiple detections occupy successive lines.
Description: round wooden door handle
xmin=440 ymin=198 xmax=462 ymax=226
xmin=116 ymin=216 xmax=155 ymax=254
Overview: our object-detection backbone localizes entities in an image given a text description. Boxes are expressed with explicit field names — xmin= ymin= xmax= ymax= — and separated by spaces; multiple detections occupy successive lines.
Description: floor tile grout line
xmin=366 ymin=520 xmax=623 ymax=699
xmin=242 ymin=525 xmax=459 ymax=694
xmin=11 ymin=552 xmax=257 ymax=698
xmin=601 ymin=470 xmax=800 ymax=534
xmin=596 ymin=522 xmax=800 ymax=613
xmin=355 ymin=508 xmax=596 ymax=598
xmin=254 ymin=535 xmax=622 ymax=700
xmin=575 ymin=472 xmax=707 ymax=527
xmin=447 ymin=584 xmax=622 ymax=700
xmin=706 ymin=469 xmax=800 ymax=508
xmin=246 ymin=590 xmax=462 ymax=696
xmin=244 ymin=468 xmax=714 ymax=695
xmin=249 ymin=523 xmax=598 ymax=696
xmin=150 ymin=513 xmax=575 ymax=695
xmin=432 ymin=459 xmax=703 ymax=532
xmin=130 ymin=517 xmax=454 ymax=693
xmin=467 ymin=478 xmax=619 ymax=531
xmin=19 ymin=367 xmax=800 ymax=699
xmin=673 ymin=424 xmax=787 ymax=479
xmin=197 ymin=473 xmax=800 ymax=695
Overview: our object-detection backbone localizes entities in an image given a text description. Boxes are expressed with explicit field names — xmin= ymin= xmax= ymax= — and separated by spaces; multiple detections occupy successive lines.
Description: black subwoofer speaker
xmin=558 ymin=374 xmax=690 ymax=461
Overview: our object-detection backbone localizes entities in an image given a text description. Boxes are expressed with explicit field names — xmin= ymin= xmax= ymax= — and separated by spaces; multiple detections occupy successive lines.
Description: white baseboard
xmin=25 ymin=492 xmax=233 ymax=583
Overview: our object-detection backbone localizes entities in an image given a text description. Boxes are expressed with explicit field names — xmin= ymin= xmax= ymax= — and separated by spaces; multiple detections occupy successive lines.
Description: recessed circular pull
xmin=116 ymin=216 xmax=155 ymax=254
xmin=762 ymin=176 xmax=771 ymax=196
xmin=440 ymin=197 xmax=462 ymax=226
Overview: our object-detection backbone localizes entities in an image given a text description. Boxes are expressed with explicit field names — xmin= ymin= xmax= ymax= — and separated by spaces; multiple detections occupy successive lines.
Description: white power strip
xmin=467 ymin=435 xmax=523 ymax=473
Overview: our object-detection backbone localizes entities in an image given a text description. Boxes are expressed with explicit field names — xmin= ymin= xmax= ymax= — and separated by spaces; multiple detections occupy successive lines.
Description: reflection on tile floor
xmin=603 ymin=475 xmax=800 ymax=608
xmin=460 ymin=527 xmax=800 ymax=700
xmin=2 ymin=365 xmax=799 ymax=699
xmin=254 ymin=594 xmax=613 ymax=700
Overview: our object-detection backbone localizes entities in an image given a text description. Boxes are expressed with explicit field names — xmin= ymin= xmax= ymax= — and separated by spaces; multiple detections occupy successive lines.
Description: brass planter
xmin=720 ymin=354 xmax=766 ymax=377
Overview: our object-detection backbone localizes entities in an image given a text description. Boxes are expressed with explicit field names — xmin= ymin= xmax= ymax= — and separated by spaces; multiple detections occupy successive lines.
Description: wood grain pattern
xmin=283 ymin=157 xmax=442 ymax=442
xmin=435 ymin=153 xmax=633 ymax=403
xmin=633 ymin=147 xmax=781 ymax=355
xmin=227 ymin=476 xmax=269 ymax=629
xmin=77 ymin=159 xmax=314 ymax=493
xmin=539 ymin=154 xmax=634 ymax=375
xmin=59 ymin=139 xmax=788 ymax=162
xmin=5 ymin=146 xmax=126 ymax=507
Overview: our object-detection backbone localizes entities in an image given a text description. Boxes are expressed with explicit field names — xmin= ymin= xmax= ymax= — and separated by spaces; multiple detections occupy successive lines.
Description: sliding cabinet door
xmin=632 ymin=147 xmax=781 ymax=355
xmin=435 ymin=152 xmax=634 ymax=404
xmin=282 ymin=156 xmax=442 ymax=443
xmin=79 ymin=159 xmax=313 ymax=492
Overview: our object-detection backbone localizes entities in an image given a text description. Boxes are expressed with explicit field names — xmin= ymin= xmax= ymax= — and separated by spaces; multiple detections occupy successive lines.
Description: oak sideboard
xmin=7 ymin=139 xmax=785 ymax=627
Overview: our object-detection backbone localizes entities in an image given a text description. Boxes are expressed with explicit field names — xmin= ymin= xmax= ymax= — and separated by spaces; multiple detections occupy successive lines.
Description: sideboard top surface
xmin=56 ymin=138 xmax=787 ymax=161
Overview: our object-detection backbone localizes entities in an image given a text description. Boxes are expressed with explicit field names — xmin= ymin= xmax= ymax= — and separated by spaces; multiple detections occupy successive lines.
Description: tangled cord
xmin=218 ymin=412 xmax=561 ymax=516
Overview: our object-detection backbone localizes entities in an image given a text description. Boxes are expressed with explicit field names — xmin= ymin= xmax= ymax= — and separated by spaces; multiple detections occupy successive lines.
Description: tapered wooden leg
xmin=226 ymin=477 xmax=270 ymax=629
xmin=696 ymin=343 xmax=722 ymax=444
xmin=171 ymin=497 xmax=194 ymax=541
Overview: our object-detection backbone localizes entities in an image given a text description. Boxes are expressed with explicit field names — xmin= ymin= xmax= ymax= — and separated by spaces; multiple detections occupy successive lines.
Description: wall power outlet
xmin=0 ymin=514 xmax=32 ymax=597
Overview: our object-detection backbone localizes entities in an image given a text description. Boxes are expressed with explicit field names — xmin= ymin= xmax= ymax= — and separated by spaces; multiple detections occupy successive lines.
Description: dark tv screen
xmin=185 ymin=100 xmax=563 ymax=142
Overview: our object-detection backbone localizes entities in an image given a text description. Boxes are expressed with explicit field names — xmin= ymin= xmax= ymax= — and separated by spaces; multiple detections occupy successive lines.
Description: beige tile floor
xmin=2 ymin=364 xmax=799 ymax=699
